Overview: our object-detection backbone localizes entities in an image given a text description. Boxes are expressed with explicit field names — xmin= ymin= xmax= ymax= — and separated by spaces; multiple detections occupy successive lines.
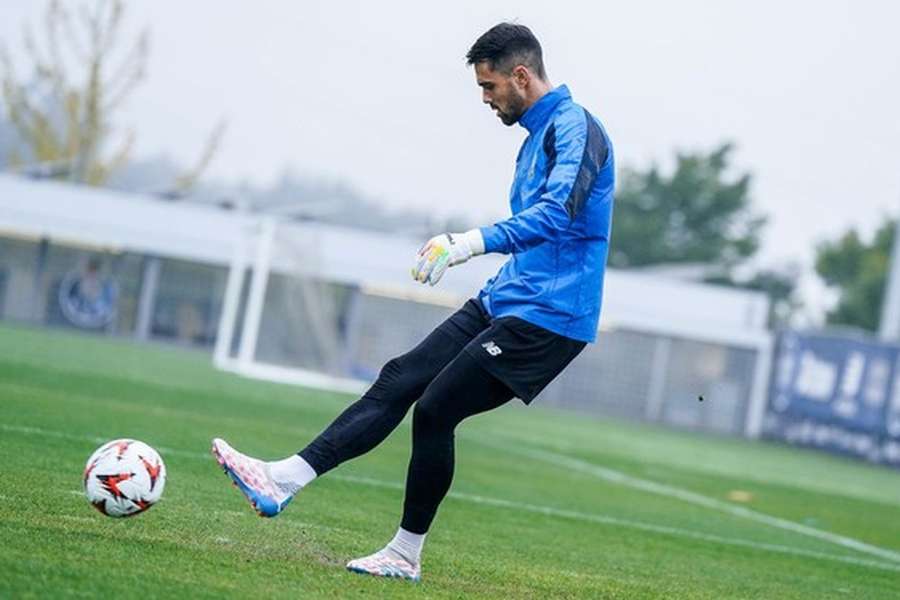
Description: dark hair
xmin=466 ymin=23 xmax=546 ymax=80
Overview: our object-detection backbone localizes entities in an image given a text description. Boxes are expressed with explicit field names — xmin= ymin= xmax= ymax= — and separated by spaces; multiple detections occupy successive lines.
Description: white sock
xmin=268 ymin=454 xmax=317 ymax=494
xmin=385 ymin=527 xmax=426 ymax=565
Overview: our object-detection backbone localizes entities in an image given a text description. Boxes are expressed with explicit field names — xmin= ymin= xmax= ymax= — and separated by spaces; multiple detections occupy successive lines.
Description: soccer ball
xmin=83 ymin=439 xmax=166 ymax=517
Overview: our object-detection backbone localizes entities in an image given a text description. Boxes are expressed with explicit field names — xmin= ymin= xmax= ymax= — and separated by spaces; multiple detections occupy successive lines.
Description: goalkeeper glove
xmin=412 ymin=230 xmax=485 ymax=286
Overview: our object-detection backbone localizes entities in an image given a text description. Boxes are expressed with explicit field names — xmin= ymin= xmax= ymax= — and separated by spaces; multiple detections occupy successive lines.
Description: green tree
xmin=610 ymin=143 xmax=766 ymax=270
xmin=815 ymin=218 xmax=895 ymax=332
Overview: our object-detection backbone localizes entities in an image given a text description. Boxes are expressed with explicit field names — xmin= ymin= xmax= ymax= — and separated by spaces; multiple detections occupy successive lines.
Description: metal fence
xmin=1 ymin=232 xmax=765 ymax=437
xmin=0 ymin=235 xmax=227 ymax=347
xmin=340 ymin=291 xmax=760 ymax=435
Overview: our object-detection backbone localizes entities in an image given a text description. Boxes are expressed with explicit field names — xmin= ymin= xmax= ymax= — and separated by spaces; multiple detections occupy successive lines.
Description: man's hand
xmin=412 ymin=230 xmax=485 ymax=286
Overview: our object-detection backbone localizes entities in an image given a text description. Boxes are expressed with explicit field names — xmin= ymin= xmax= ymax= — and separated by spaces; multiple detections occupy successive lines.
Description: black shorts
xmin=437 ymin=299 xmax=586 ymax=404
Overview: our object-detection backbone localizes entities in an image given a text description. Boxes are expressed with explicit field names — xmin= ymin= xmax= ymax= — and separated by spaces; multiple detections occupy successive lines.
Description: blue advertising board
xmin=764 ymin=331 xmax=900 ymax=467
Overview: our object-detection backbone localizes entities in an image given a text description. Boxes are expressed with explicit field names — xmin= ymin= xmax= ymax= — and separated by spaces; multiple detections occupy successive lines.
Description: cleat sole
xmin=346 ymin=564 xmax=420 ymax=582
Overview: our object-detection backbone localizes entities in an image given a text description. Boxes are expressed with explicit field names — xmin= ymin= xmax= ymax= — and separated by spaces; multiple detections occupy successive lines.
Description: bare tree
xmin=0 ymin=0 xmax=223 ymax=189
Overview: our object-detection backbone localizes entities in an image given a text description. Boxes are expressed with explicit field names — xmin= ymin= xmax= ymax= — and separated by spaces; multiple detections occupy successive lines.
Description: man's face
xmin=475 ymin=62 xmax=527 ymax=126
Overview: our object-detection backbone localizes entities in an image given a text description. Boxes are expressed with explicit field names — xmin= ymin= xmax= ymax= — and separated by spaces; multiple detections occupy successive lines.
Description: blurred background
xmin=1 ymin=1 xmax=899 ymax=464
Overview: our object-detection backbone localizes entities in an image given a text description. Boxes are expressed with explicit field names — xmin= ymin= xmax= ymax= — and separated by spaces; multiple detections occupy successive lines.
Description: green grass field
xmin=2 ymin=323 xmax=900 ymax=599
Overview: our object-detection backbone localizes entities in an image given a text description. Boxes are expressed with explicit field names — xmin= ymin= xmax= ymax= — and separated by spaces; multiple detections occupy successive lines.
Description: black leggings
xmin=299 ymin=327 xmax=514 ymax=534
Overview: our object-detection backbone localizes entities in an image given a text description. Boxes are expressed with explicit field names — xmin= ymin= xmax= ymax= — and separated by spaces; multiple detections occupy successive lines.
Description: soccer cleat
xmin=211 ymin=438 xmax=293 ymax=517
xmin=346 ymin=550 xmax=421 ymax=582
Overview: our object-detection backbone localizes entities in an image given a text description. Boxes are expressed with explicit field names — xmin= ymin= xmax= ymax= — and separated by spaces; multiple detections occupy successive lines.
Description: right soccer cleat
xmin=346 ymin=550 xmax=421 ymax=582
xmin=211 ymin=438 xmax=293 ymax=517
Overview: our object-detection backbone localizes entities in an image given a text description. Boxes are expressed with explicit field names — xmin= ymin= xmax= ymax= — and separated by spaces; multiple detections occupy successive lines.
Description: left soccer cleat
xmin=211 ymin=438 xmax=293 ymax=517
xmin=346 ymin=550 xmax=421 ymax=582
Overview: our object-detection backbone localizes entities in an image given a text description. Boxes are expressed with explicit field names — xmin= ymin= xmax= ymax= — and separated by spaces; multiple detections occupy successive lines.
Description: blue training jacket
xmin=478 ymin=85 xmax=614 ymax=343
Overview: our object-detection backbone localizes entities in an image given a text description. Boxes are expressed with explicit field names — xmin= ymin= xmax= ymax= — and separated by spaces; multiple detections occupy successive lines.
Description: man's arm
xmin=480 ymin=109 xmax=608 ymax=255
xmin=412 ymin=110 xmax=607 ymax=285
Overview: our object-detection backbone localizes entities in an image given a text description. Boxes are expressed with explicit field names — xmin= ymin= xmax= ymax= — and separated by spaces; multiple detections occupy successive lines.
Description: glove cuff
xmin=462 ymin=229 xmax=485 ymax=256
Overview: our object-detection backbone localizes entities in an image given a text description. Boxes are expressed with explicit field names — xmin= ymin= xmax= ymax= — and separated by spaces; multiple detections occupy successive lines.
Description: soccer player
xmin=212 ymin=22 xmax=614 ymax=582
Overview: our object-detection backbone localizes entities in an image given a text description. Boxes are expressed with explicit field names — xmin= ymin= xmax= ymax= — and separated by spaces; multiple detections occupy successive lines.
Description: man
xmin=211 ymin=22 xmax=614 ymax=582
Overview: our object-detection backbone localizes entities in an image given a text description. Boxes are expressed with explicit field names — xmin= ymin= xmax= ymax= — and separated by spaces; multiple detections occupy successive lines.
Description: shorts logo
xmin=482 ymin=341 xmax=503 ymax=357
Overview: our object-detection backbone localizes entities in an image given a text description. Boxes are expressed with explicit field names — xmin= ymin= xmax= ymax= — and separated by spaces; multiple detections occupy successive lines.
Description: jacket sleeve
xmin=479 ymin=109 xmax=607 ymax=255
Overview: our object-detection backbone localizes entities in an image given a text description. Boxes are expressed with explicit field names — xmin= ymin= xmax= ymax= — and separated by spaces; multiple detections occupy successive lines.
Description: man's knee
xmin=412 ymin=392 xmax=448 ymax=435
xmin=378 ymin=356 xmax=405 ymax=385
xmin=368 ymin=354 xmax=419 ymax=403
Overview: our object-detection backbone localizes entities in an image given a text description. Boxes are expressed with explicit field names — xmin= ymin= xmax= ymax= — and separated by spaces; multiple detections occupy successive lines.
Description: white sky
xmin=2 ymin=1 xmax=899 ymax=316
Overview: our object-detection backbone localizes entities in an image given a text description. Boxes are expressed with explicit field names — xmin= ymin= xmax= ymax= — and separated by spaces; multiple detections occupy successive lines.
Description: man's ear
xmin=512 ymin=64 xmax=530 ymax=88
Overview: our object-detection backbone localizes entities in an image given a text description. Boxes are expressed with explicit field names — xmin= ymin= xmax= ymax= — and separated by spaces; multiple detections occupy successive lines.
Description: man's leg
xmin=211 ymin=300 xmax=491 ymax=517
xmin=347 ymin=351 xmax=514 ymax=580
xmin=402 ymin=352 xmax=514 ymax=533
xmin=296 ymin=327 xmax=470 ymax=476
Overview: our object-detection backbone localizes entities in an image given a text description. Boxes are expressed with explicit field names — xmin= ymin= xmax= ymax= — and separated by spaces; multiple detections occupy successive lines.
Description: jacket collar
xmin=519 ymin=84 xmax=570 ymax=134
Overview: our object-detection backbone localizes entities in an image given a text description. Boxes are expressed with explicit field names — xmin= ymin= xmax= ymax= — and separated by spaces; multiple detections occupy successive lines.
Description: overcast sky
xmin=2 ymin=1 xmax=899 ymax=313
